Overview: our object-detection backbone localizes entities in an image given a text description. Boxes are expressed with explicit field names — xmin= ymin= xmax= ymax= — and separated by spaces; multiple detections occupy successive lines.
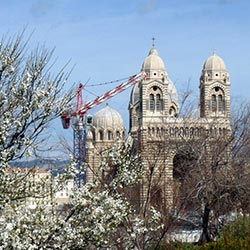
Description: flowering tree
xmin=0 ymin=31 xmax=75 ymax=213
xmin=7 ymin=31 xmax=250 ymax=249
xmin=1 ymin=142 xmax=164 ymax=249
xmin=0 ymin=32 xmax=71 ymax=248
xmin=0 ymin=32 xmax=165 ymax=250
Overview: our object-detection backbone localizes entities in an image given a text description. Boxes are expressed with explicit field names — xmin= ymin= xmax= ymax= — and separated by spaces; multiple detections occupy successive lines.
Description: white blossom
xmin=0 ymin=33 xmax=166 ymax=250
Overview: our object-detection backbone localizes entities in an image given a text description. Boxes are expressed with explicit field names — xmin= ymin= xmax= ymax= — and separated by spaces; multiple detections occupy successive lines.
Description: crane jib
xmin=77 ymin=72 xmax=146 ymax=115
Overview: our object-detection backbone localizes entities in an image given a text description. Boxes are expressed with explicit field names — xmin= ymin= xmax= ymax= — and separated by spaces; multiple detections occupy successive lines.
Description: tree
xmin=0 ymin=32 xmax=164 ymax=249
xmin=0 ymin=31 xmax=76 ymax=211
xmin=0 ymin=32 xmax=75 ymax=162
xmin=171 ymin=101 xmax=250 ymax=244
xmin=126 ymin=94 xmax=250 ymax=246
xmin=1 ymin=141 xmax=163 ymax=249
xmin=0 ymin=32 xmax=77 ymax=248
xmin=1 ymin=31 xmax=249 ymax=249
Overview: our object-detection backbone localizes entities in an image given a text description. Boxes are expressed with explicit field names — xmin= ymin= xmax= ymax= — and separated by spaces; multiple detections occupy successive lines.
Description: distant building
xmin=7 ymin=167 xmax=52 ymax=209
xmin=86 ymin=45 xmax=231 ymax=208
xmin=53 ymin=178 xmax=74 ymax=207
xmin=7 ymin=167 xmax=74 ymax=209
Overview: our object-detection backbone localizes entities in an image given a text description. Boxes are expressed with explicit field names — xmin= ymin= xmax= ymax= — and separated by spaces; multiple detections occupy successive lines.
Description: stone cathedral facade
xmin=86 ymin=45 xmax=231 ymax=207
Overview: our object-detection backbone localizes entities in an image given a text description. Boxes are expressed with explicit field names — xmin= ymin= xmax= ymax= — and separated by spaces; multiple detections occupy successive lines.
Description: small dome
xmin=142 ymin=47 xmax=166 ymax=71
xmin=203 ymin=53 xmax=227 ymax=71
xmin=92 ymin=104 xmax=124 ymax=130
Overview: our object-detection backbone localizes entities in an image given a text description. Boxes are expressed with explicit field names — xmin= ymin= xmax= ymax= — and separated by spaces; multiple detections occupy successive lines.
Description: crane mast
xmin=61 ymin=72 xmax=147 ymax=185
xmin=73 ymin=83 xmax=86 ymax=185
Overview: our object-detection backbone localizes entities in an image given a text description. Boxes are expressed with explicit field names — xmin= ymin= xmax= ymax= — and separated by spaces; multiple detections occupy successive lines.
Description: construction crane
xmin=61 ymin=72 xmax=147 ymax=185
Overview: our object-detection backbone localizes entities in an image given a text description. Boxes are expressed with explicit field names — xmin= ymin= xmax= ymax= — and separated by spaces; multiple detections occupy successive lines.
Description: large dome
xmin=92 ymin=104 xmax=124 ymax=130
xmin=142 ymin=47 xmax=166 ymax=71
xmin=203 ymin=53 xmax=227 ymax=71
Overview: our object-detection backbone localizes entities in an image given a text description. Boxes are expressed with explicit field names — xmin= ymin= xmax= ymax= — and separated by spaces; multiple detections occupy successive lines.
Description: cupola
xmin=203 ymin=53 xmax=227 ymax=72
xmin=141 ymin=47 xmax=167 ymax=79
xmin=91 ymin=104 xmax=125 ymax=141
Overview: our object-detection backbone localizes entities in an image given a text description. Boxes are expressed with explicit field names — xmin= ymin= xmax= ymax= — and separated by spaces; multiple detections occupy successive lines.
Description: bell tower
xmin=128 ymin=43 xmax=180 ymax=208
xmin=200 ymin=52 xmax=230 ymax=118
xmin=129 ymin=44 xmax=179 ymax=136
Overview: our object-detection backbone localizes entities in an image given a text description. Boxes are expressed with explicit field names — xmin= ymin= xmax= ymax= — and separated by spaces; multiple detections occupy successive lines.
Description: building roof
xmin=92 ymin=104 xmax=124 ymax=131
xmin=6 ymin=167 xmax=49 ymax=174
xmin=142 ymin=47 xmax=166 ymax=72
xmin=203 ymin=53 xmax=227 ymax=71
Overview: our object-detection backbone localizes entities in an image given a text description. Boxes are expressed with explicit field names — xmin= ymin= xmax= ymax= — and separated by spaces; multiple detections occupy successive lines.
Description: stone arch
xmin=190 ymin=127 xmax=194 ymax=138
xmin=161 ymin=127 xmax=164 ymax=136
xmin=169 ymin=102 xmax=178 ymax=117
xmin=174 ymin=127 xmax=179 ymax=137
xmin=170 ymin=127 xmax=175 ymax=136
xmin=147 ymin=84 xmax=163 ymax=112
xmin=99 ymin=130 xmax=104 ymax=141
xmin=148 ymin=127 xmax=151 ymax=136
xmin=150 ymin=183 xmax=163 ymax=209
xmin=185 ymin=127 xmax=189 ymax=138
xmin=107 ymin=130 xmax=113 ymax=140
xmin=172 ymin=146 xmax=198 ymax=199
xmin=152 ymin=127 xmax=155 ymax=136
xmin=156 ymin=127 xmax=160 ymax=136
xmin=194 ymin=127 xmax=200 ymax=137
xmin=116 ymin=130 xmax=120 ymax=138
xmin=209 ymin=86 xmax=225 ymax=113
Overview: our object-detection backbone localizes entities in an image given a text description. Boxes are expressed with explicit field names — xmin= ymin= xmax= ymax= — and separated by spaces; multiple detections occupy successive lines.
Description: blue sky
xmin=0 ymin=0 xmax=249 ymax=155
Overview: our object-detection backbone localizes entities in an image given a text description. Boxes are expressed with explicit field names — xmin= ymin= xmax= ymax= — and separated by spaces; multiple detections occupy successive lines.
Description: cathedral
xmin=86 ymin=44 xmax=231 ymax=208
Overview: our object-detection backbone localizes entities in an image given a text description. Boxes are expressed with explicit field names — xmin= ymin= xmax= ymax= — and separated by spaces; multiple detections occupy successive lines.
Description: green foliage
xmin=217 ymin=215 xmax=250 ymax=250
xmin=221 ymin=215 xmax=250 ymax=240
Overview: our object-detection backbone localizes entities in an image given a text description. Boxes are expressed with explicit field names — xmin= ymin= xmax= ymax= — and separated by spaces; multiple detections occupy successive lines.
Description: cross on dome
xmin=152 ymin=37 xmax=155 ymax=47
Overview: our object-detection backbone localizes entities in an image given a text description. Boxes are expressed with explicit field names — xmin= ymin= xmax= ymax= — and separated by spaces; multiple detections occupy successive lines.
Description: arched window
xmin=148 ymin=86 xmax=163 ymax=112
xmin=218 ymin=94 xmax=224 ymax=112
xmin=210 ymin=87 xmax=225 ymax=113
xmin=152 ymin=127 xmax=155 ymax=135
xmin=211 ymin=95 xmax=217 ymax=112
xmin=156 ymin=127 xmax=160 ymax=136
xmin=169 ymin=106 xmax=176 ymax=117
xmin=116 ymin=131 xmax=120 ymax=138
xmin=161 ymin=127 xmax=164 ymax=135
xmin=170 ymin=127 xmax=175 ymax=136
xmin=219 ymin=128 xmax=223 ymax=136
xmin=108 ymin=131 xmax=113 ymax=140
xmin=156 ymin=94 xmax=163 ymax=111
xmin=92 ymin=131 xmax=96 ymax=141
xmin=175 ymin=127 xmax=179 ymax=137
xmin=150 ymin=94 xmax=155 ymax=111
xmin=148 ymin=127 xmax=151 ymax=135
xmin=99 ymin=130 xmax=104 ymax=140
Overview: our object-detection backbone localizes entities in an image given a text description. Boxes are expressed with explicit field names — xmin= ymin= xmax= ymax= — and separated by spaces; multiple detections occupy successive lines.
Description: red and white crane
xmin=61 ymin=72 xmax=147 ymax=184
